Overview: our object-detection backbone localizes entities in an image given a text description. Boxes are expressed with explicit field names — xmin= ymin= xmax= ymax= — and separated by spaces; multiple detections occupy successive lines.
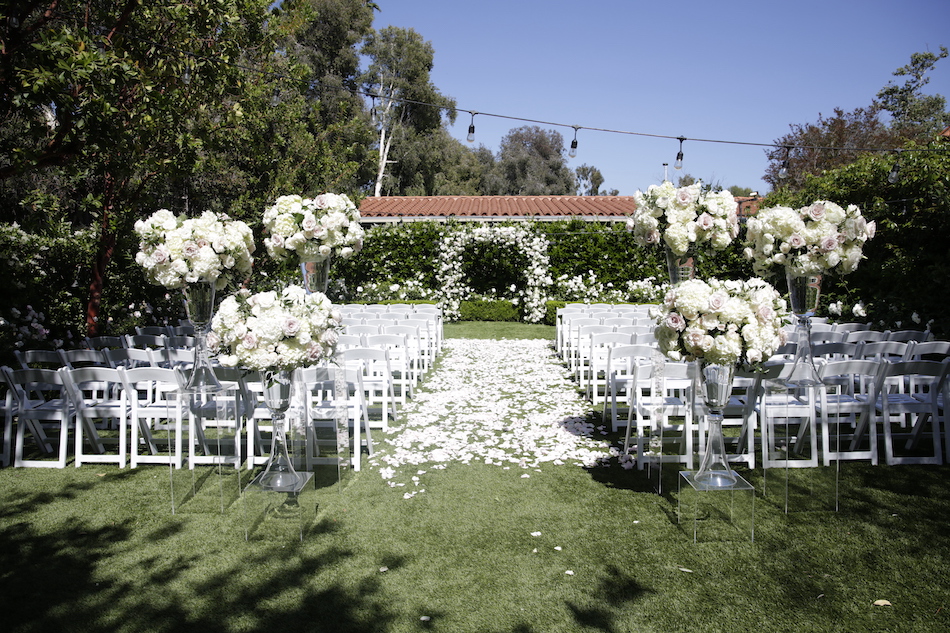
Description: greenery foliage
xmin=764 ymin=140 xmax=950 ymax=335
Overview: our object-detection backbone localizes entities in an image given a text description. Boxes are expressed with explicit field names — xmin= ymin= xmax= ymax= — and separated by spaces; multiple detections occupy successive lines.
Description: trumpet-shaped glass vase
xmin=300 ymin=256 xmax=331 ymax=295
xmin=695 ymin=361 xmax=738 ymax=487
xmin=257 ymin=370 xmax=303 ymax=492
xmin=182 ymin=281 xmax=223 ymax=393
xmin=785 ymin=269 xmax=823 ymax=387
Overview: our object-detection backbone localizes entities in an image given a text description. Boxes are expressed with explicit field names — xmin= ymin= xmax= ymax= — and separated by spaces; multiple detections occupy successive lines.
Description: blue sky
xmin=372 ymin=0 xmax=950 ymax=195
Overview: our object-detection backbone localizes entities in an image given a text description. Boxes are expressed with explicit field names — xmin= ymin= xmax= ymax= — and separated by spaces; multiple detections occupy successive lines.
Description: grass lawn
xmin=1 ymin=323 xmax=949 ymax=632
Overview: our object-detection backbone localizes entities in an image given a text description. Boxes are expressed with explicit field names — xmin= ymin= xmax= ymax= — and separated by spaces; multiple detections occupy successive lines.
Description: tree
xmin=489 ymin=126 xmax=577 ymax=195
xmin=764 ymin=106 xmax=901 ymax=190
xmin=0 ymin=0 xmax=274 ymax=335
xmin=877 ymin=47 xmax=950 ymax=140
xmin=765 ymin=50 xmax=949 ymax=191
xmin=576 ymin=164 xmax=614 ymax=196
xmin=360 ymin=26 xmax=456 ymax=196
xmin=728 ymin=185 xmax=756 ymax=197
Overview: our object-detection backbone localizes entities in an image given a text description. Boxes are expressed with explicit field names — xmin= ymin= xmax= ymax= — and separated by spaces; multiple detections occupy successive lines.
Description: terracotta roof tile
xmin=358 ymin=195 xmax=636 ymax=221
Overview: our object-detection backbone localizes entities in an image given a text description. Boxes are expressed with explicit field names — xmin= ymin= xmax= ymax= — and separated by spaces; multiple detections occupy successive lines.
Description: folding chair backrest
xmin=59 ymin=348 xmax=108 ymax=369
xmin=15 ymin=349 xmax=63 ymax=370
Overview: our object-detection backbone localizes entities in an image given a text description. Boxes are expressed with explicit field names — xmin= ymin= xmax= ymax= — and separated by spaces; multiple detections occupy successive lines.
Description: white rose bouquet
xmin=210 ymin=285 xmax=343 ymax=371
xmin=743 ymin=201 xmax=875 ymax=278
xmin=262 ymin=193 xmax=365 ymax=263
xmin=628 ymin=181 xmax=739 ymax=256
xmin=653 ymin=277 xmax=789 ymax=366
xmin=134 ymin=210 xmax=255 ymax=290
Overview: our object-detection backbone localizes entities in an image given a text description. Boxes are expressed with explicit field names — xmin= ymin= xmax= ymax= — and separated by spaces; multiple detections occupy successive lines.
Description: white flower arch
xmin=436 ymin=224 xmax=552 ymax=323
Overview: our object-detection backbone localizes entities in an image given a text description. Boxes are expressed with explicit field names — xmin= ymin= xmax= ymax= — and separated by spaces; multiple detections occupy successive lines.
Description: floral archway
xmin=436 ymin=224 xmax=552 ymax=323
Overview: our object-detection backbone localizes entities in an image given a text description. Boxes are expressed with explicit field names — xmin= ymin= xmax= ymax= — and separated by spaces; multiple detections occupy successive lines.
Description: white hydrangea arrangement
xmin=262 ymin=193 xmax=365 ymax=263
xmin=628 ymin=181 xmax=740 ymax=256
xmin=134 ymin=209 xmax=255 ymax=290
xmin=210 ymin=285 xmax=343 ymax=371
xmin=743 ymin=201 xmax=875 ymax=278
xmin=653 ymin=277 xmax=789 ymax=366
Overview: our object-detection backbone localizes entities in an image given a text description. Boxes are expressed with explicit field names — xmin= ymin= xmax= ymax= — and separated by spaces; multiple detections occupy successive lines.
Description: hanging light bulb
xmin=662 ymin=163 xmax=669 ymax=182
xmin=673 ymin=137 xmax=685 ymax=170
xmin=569 ymin=126 xmax=579 ymax=158
xmin=467 ymin=111 xmax=477 ymax=143
xmin=887 ymin=150 xmax=901 ymax=184
xmin=182 ymin=60 xmax=191 ymax=85
xmin=778 ymin=146 xmax=790 ymax=179
xmin=270 ymin=88 xmax=280 ymax=107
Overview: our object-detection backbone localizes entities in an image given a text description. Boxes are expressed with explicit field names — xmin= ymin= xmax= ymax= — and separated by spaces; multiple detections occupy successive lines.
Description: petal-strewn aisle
xmin=369 ymin=338 xmax=617 ymax=496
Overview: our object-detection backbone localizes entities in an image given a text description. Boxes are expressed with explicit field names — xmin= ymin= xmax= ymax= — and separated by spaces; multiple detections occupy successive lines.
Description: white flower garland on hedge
xmin=436 ymin=224 xmax=552 ymax=323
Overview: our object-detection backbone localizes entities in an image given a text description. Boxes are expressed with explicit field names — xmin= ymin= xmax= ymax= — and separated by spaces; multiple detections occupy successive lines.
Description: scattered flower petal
xmin=379 ymin=567 xmax=388 ymax=573
xmin=530 ymin=531 xmax=542 ymax=537
xmin=565 ymin=570 xmax=575 ymax=576
xmin=678 ymin=567 xmax=693 ymax=573
xmin=554 ymin=546 xmax=562 ymax=551
xmin=873 ymin=600 xmax=892 ymax=607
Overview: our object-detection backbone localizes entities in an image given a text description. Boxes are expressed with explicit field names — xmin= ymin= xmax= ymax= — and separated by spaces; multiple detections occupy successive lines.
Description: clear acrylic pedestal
xmin=169 ymin=382 xmax=243 ymax=516
xmin=241 ymin=364 xmax=351 ymax=542
xmin=678 ymin=470 xmax=755 ymax=543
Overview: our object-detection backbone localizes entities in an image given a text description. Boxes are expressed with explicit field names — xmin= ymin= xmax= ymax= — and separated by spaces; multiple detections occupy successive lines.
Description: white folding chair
xmin=118 ymin=366 xmax=185 ymax=468
xmin=875 ymin=359 xmax=949 ymax=465
xmin=816 ymin=358 xmax=881 ymax=465
xmin=61 ymin=366 xmax=129 ymax=468
xmin=757 ymin=361 xmax=821 ymax=469
xmin=366 ymin=333 xmax=416 ymax=403
xmin=3 ymin=366 xmax=75 ymax=468
xmin=297 ymin=365 xmax=372 ymax=472
xmin=185 ymin=366 xmax=251 ymax=469
xmin=341 ymin=347 xmax=398 ymax=431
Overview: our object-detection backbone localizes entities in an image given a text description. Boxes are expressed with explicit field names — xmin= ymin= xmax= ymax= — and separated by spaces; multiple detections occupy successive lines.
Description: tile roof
xmin=357 ymin=195 xmax=636 ymax=222
xmin=357 ymin=194 xmax=764 ymax=222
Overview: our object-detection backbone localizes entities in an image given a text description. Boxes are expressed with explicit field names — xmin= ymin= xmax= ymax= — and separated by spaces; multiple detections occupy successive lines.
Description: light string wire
xmin=58 ymin=14 xmax=950 ymax=158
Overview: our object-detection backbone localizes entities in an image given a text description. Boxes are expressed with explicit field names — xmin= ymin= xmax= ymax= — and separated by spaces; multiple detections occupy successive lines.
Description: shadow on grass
xmin=0 ymin=475 xmax=397 ymax=633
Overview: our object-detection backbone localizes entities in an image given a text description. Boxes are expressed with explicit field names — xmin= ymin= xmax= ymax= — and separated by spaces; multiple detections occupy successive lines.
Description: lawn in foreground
xmin=1 ymin=323 xmax=948 ymax=632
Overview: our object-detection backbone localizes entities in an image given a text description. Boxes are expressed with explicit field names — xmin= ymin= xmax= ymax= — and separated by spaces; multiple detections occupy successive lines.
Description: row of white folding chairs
xmin=0 ymin=362 xmax=376 ymax=472
xmin=338 ymin=303 xmax=443 ymax=346
xmin=566 ymin=325 xmax=658 ymax=382
xmin=786 ymin=326 xmax=933 ymax=345
xmin=557 ymin=309 xmax=656 ymax=359
xmin=604 ymin=352 xmax=950 ymax=472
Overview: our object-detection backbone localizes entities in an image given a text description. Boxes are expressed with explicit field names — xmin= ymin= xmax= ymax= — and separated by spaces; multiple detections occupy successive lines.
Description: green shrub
xmin=459 ymin=299 xmax=519 ymax=322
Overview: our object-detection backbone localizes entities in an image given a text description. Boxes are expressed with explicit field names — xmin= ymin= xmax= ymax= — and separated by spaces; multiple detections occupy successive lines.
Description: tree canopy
xmin=765 ymin=50 xmax=949 ymax=191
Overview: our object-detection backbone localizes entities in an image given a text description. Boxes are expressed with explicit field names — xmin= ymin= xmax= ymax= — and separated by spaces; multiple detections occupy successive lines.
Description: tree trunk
xmin=86 ymin=174 xmax=118 ymax=337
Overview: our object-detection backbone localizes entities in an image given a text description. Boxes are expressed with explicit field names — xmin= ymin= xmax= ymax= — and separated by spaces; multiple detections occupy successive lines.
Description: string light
xmin=888 ymin=150 xmax=902 ymax=184
xmin=467 ymin=111 xmax=477 ymax=143
xmin=569 ymin=126 xmax=579 ymax=158
xmin=84 ymin=23 xmax=949 ymax=167
xmin=778 ymin=146 xmax=790 ymax=179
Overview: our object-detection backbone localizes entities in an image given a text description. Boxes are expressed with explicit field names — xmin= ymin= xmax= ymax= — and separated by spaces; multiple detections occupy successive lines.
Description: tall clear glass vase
xmin=257 ymin=370 xmax=303 ymax=492
xmin=665 ymin=245 xmax=695 ymax=285
xmin=695 ymin=361 xmax=738 ymax=487
xmin=182 ymin=281 xmax=223 ymax=393
xmin=785 ymin=269 xmax=823 ymax=387
xmin=300 ymin=256 xmax=331 ymax=295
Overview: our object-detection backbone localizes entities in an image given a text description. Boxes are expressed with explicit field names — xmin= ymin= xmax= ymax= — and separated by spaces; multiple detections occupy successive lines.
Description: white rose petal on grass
xmin=565 ymin=570 xmax=575 ymax=576
xmin=420 ymin=616 xmax=431 ymax=622
xmin=530 ymin=531 xmax=542 ymax=537
xmin=554 ymin=546 xmax=562 ymax=551
xmin=678 ymin=567 xmax=694 ymax=573
xmin=873 ymin=599 xmax=892 ymax=607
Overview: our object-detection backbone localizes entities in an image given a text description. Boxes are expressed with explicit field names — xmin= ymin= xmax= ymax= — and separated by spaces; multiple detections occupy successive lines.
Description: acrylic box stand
xmin=678 ymin=470 xmax=755 ymax=543
xmin=169 ymin=382 xmax=244 ymax=516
